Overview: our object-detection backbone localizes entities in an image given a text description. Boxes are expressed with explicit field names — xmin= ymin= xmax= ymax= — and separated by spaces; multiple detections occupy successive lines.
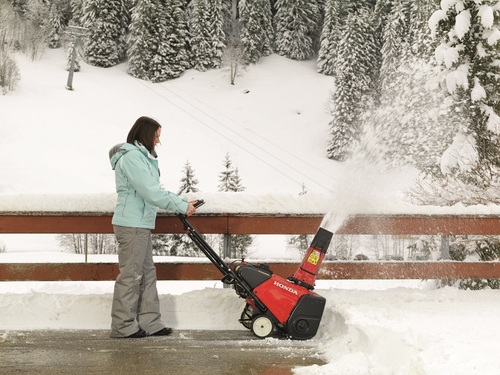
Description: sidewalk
xmin=0 ymin=330 xmax=325 ymax=375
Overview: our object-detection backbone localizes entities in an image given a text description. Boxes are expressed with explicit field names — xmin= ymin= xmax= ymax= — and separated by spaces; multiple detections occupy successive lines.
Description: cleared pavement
xmin=0 ymin=330 xmax=325 ymax=375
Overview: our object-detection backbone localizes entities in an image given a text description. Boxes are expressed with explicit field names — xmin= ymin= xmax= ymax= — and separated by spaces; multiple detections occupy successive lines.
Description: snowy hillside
xmin=1 ymin=41 xmax=500 ymax=375
xmin=0 ymin=48 xmax=337 ymax=196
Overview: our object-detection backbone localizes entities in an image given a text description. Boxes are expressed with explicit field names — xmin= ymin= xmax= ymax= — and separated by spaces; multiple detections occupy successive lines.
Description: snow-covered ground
xmin=1 ymin=277 xmax=499 ymax=375
xmin=1 ymin=48 xmax=500 ymax=374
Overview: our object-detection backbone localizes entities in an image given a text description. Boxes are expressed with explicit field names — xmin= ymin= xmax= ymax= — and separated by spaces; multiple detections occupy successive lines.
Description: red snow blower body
xmin=179 ymin=200 xmax=333 ymax=340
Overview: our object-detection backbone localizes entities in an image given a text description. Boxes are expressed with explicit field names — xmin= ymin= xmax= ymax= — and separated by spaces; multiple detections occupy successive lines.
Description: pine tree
xmin=217 ymin=153 xmax=252 ymax=259
xmin=218 ymin=153 xmax=245 ymax=192
xmin=378 ymin=0 xmax=410 ymax=92
xmin=327 ymin=8 xmax=378 ymax=161
xmin=238 ymin=0 xmax=273 ymax=64
xmin=433 ymin=0 xmax=500 ymax=170
xmin=189 ymin=0 xmax=226 ymax=71
xmin=178 ymin=160 xmax=199 ymax=195
xmin=69 ymin=0 xmax=83 ymax=26
xmin=404 ymin=1 xmax=500 ymax=204
xmin=317 ymin=0 xmax=342 ymax=75
xmin=152 ymin=159 xmax=201 ymax=256
xmin=81 ymin=0 xmax=127 ymax=68
xmin=47 ymin=0 xmax=68 ymax=48
xmin=399 ymin=1 xmax=500 ymax=290
xmin=274 ymin=0 xmax=321 ymax=60
xmin=151 ymin=234 xmax=170 ymax=256
xmin=408 ymin=0 xmax=439 ymax=59
xmin=128 ymin=0 xmax=190 ymax=82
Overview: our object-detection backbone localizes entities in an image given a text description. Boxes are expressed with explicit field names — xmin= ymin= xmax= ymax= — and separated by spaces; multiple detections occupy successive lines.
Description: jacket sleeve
xmin=120 ymin=151 xmax=189 ymax=214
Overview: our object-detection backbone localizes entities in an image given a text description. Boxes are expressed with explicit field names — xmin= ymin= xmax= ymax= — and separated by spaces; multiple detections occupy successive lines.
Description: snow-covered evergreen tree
xmin=152 ymin=159 xmax=202 ymax=257
xmin=378 ymin=0 xmax=410 ymax=92
xmin=431 ymin=1 xmax=500 ymax=167
xmin=218 ymin=153 xmax=245 ymax=192
xmin=69 ymin=0 xmax=83 ymax=26
xmin=217 ymin=153 xmax=252 ymax=259
xmin=128 ymin=0 xmax=190 ymax=82
xmin=417 ymin=0 xmax=500 ymax=205
xmin=47 ymin=0 xmax=68 ymax=48
xmin=189 ymin=0 xmax=226 ymax=71
xmin=408 ymin=0 xmax=439 ymax=59
xmin=274 ymin=0 xmax=321 ymax=60
xmin=327 ymin=7 xmax=378 ymax=161
xmin=238 ymin=0 xmax=273 ymax=64
xmin=178 ymin=160 xmax=199 ymax=194
xmin=317 ymin=0 xmax=342 ymax=75
xmin=81 ymin=0 xmax=127 ymax=67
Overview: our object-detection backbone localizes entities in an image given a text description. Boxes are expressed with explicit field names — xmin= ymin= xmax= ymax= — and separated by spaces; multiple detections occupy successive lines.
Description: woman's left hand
xmin=186 ymin=201 xmax=197 ymax=216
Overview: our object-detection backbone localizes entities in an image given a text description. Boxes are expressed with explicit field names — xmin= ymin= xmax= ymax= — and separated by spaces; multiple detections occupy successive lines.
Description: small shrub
xmin=0 ymin=47 xmax=21 ymax=94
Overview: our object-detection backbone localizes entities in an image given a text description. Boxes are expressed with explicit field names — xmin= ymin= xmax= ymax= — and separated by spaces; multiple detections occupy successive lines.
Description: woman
xmin=108 ymin=116 xmax=197 ymax=338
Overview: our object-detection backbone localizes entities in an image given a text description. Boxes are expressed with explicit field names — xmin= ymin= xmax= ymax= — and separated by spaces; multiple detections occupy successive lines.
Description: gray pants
xmin=110 ymin=225 xmax=165 ymax=337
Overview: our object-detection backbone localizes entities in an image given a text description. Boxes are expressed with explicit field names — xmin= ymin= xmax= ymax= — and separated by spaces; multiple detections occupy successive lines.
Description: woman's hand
xmin=186 ymin=201 xmax=197 ymax=216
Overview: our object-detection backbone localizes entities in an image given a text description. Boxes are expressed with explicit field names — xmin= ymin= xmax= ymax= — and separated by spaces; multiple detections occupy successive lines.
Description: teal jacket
xmin=109 ymin=142 xmax=188 ymax=229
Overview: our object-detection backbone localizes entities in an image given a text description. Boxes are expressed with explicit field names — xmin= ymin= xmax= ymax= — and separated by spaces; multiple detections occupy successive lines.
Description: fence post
xmin=84 ymin=234 xmax=88 ymax=263
xmin=440 ymin=235 xmax=450 ymax=259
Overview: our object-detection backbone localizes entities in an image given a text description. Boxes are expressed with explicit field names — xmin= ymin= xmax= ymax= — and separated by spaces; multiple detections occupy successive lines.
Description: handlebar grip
xmin=194 ymin=199 xmax=205 ymax=208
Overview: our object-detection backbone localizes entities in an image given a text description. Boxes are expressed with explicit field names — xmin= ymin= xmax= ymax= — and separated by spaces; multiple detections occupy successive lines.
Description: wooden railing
xmin=1 ymin=212 xmax=499 ymax=281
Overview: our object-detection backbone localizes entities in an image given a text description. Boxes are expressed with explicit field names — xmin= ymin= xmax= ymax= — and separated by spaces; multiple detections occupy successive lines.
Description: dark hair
xmin=127 ymin=116 xmax=161 ymax=153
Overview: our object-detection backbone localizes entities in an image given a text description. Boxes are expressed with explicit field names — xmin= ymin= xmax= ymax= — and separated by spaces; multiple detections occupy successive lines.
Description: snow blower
xmin=179 ymin=200 xmax=333 ymax=340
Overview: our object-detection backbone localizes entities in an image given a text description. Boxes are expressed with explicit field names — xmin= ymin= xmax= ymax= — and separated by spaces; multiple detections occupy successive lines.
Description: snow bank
xmin=1 ymin=282 xmax=499 ymax=375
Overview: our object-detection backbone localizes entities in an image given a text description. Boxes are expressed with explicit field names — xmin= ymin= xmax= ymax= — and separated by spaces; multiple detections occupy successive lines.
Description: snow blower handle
xmin=193 ymin=199 xmax=205 ymax=209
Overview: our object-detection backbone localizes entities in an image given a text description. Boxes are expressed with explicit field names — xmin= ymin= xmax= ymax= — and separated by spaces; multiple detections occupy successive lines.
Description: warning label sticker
xmin=307 ymin=250 xmax=321 ymax=265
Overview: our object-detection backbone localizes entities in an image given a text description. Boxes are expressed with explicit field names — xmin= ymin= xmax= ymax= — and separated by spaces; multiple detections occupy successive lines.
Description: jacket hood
xmin=109 ymin=142 xmax=154 ymax=170
xmin=109 ymin=143 xmax=133 ymax=170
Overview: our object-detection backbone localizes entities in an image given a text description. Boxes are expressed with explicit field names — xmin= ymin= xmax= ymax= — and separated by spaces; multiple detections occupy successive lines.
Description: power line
xmin=162 ymin=81 xmax=335 ymax=182
xmin=120 ymin=66 xmax=334 ymax=192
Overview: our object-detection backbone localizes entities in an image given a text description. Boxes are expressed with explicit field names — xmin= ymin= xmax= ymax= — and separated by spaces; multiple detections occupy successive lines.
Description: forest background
xmin=1 ymin=0 xmax=500 ymax=290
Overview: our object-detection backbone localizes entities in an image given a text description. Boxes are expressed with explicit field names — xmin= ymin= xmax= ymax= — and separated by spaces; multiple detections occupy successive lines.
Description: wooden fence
xmin=1 ymin=212 xmax=499 ymax=281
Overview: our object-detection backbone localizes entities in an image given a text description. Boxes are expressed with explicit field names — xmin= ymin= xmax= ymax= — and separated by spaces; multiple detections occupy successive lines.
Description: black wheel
xmin=239 ymin=304 xmax=252 ymax=330
xmin=294 ymin=319 xmax=310 ymax=334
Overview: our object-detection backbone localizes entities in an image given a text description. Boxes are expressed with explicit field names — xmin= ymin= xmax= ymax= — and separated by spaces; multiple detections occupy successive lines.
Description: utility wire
xmin=162 ymin=80 xmax=335 ymax=182
xmin=120 ymin=66 xmax=334 ymax=192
